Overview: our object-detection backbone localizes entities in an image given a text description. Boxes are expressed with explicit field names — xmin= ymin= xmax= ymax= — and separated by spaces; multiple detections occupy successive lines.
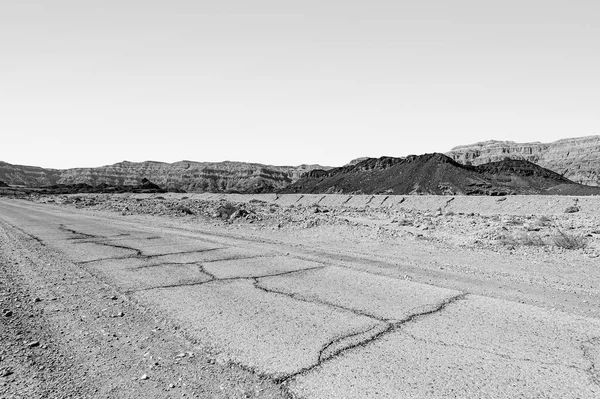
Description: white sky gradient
xmin=1 ymin=0 xmax=599 ymax=168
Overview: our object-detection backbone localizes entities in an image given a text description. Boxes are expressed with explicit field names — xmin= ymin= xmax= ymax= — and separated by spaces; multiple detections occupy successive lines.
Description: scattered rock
xmin=177 ymin=205 xmax=194 ymax=215
xmin=0 ymin=369 xmax=13 ymax=377
xmin=525 ymin=225 xmax=541 ymax=232
xmin=26 ymin=341 xmax=40 ymax=348
xmin=214 ymin=203 xmax=239 ymax=220
xmin=140 ymin=374 xmax=149 ymax=380
xmin=229 ymin=209 xmax=249 ymax=221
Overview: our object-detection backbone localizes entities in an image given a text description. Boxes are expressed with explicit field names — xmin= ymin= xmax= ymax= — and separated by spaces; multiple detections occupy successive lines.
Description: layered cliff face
xmin=447 ymin=135 xmax=600 ymax=186
xmin=0 ymin=162 xmax=62 ymax=186
xmin=0 ymin=160 xmax=329 ymax=194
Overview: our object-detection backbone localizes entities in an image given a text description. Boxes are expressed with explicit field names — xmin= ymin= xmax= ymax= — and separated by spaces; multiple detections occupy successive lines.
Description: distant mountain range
xmin=0 ymin=160 xmax=329 ymax=194
xmin=1 ymin=135 xmax=599 ymax=196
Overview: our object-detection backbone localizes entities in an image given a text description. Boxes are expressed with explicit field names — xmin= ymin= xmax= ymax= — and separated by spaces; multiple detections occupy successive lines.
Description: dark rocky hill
xmin=282 ymin=153 xmax=600 ymax=196
xmin=36 ymin=178 xmax=168 ymax=195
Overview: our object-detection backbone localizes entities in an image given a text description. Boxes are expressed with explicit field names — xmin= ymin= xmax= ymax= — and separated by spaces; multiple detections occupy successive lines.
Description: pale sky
xmin=1 ymin=0 xmax=599 ymax=169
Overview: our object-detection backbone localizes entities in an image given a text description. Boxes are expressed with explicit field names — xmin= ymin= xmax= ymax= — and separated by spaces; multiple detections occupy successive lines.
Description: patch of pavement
xmin=289 ymin=295 xmax=600 ymax=399
xmin=203 ymin=256 xmax=323 ymax=280
xmin=401 ymin=295 xmax=600 ymax=370
xmin=58 ymin=241 xmax=140 ymax=263
xmin=257 ymin=266 xmax=460 ymax=321
xmin=133 ymin=279 xmax=385 ymax=377
xmin=291 ymin=330 xmax=599 ymax=399
xmin=86 ymin=262 xmax=214 ymax=291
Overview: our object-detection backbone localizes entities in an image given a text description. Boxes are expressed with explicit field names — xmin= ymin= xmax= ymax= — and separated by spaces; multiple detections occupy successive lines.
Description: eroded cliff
xmin=447 ymin=135 xmax=600 ymax=186
xmin=0 ymin=160 xmax=329 ymax=193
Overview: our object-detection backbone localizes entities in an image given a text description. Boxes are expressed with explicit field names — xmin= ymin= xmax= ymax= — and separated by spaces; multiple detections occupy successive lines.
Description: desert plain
xmin=1 ymin=193 xmax=599 ymax=398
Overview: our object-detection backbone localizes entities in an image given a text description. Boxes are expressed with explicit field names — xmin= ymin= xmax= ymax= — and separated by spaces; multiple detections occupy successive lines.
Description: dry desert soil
xmin=1 ymin=193 xmax=600 ymax=398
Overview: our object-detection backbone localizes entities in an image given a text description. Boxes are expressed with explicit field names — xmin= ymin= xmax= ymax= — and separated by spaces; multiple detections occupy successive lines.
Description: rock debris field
xmin=1 ymin=192 xmax=600 ymax=398
xmin=35 ymin=193 xmax=600 ymax=257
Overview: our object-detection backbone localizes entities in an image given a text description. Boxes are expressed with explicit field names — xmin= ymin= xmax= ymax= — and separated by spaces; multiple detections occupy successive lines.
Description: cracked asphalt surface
xmin=1 ymin=198 xmax=600 ymax=398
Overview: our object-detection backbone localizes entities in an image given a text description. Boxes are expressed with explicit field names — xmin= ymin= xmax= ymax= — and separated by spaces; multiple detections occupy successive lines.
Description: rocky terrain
xmin=447 ymin=135 xmax=600 ymax=186
xmin=282 ymin=153 xmax=600 ymax=196
xmin=25 ymin=193 xmax=600 ymax=259
xmin=0 ymin=160 xmax=328 ymax=194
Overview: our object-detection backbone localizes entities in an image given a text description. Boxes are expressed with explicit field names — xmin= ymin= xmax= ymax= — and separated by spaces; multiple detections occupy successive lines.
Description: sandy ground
xmin=1 ymin=193 xmax=599 ymax=398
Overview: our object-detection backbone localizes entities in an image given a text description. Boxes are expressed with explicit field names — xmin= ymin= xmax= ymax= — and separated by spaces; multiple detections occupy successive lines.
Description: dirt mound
xmin=282 ymin=153 xmax=600 ymax=196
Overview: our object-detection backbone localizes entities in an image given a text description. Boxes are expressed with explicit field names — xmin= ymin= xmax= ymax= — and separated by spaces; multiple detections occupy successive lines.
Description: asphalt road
xmin=1 ymin=199 xmax=599 ymax=398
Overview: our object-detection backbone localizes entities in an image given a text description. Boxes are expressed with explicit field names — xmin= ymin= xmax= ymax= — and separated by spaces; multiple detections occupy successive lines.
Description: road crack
xmin=130 ymin=265 xmax=325 ymax=293
xmin=59 ymin=224 xmax=99 ymax=240
xmin=76 ymin=248 xmax=231 ymax=265
xmin=275 ymin=293 xmax=467 ymax=384
xmin=252 ymin=278 xmax=387 ymax=322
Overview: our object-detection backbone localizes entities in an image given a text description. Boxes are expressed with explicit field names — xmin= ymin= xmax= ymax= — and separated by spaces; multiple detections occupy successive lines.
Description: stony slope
xmin=282 ymin=153 xmax=600 ymax=196
xmin=0 ymin=160 xmax=328 ymax=194
xmin=446 ymin=135 xmax=600 ymax=186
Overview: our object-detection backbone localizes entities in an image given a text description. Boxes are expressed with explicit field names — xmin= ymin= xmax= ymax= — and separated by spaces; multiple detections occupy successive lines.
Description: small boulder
xmin=229 ymin=209 xmax=249 ymax=221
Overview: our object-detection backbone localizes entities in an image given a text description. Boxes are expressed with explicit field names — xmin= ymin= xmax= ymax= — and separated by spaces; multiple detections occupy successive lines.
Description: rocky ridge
xmin=446 ymin=135 xmax=600 ymax=186
xmin=282 ymin=153 xmax=600 ymax=196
